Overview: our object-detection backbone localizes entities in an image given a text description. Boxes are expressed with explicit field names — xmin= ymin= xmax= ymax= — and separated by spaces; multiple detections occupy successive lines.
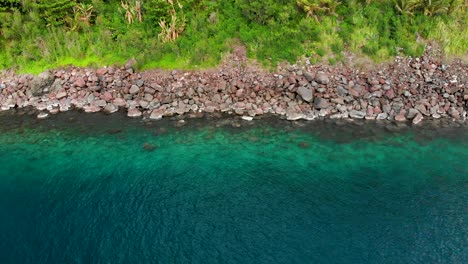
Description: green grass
xmin=0 ymin=0 xmax=467 ymax=74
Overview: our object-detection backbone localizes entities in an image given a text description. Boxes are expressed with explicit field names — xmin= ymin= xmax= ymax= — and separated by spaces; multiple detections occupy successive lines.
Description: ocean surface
xmin=0 ymin=110 xmax=467 ymax=264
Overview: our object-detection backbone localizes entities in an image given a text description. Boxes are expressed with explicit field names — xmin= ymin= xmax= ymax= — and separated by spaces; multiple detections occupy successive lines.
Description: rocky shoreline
xmin=1 ymin=48 xmax=467 ymax=125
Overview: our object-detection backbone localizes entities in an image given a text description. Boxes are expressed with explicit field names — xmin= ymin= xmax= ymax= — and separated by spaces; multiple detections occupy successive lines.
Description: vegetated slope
xmin=0 ymin=0 xmax=466 ymax=73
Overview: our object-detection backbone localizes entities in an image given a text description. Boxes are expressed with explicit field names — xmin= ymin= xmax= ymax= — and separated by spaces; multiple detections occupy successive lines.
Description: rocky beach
xmin=1 ymin=47 xmax=467 ymax=124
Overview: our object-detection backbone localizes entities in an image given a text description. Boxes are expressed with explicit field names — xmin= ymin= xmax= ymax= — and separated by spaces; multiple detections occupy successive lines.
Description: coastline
xmin=1 ymin=48 xmax=466 ymax=125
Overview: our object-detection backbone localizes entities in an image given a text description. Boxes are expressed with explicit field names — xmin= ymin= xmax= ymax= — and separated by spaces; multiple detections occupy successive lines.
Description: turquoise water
xmin=0 ymin=111 xmax=467 ymax=263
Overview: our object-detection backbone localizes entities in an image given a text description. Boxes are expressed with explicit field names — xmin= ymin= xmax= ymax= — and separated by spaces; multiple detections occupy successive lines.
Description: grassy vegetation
xmin=0 ymin=0 xmax=466 ymax=74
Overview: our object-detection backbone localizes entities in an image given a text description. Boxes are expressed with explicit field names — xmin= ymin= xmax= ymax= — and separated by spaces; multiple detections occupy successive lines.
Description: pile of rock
xmin=0 ymin=53 xmax=466 ymax=124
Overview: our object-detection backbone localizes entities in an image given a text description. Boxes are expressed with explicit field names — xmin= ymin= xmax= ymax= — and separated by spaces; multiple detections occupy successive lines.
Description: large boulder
xmin=29 ymin=70 xmax=55 ymax=96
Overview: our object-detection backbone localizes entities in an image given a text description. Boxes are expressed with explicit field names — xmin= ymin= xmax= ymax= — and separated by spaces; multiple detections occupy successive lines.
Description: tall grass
xmin=0 ymin=0 xmax=466 ymax=73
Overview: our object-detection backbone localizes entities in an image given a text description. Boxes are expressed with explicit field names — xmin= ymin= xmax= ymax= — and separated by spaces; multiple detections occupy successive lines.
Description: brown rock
xmin=56 ymin=91 xmax=67 ymax=99
xmin=395 ymin=110 xmax=407 ymax=122
xmin=315 ymin=71 xmax=329 ymax=84
xmin=412 ymin=112 xmax=424 ymax=125
xmin=313 ymin=97 xmax=330 ymax=109
xmin=74 ymin=77 xmax=86 ymax=88
xmin=127 ymin=108 xmax=142 ymax=117
xmin=143 ymin=142 xmax=157 ymax=152
xmin=113 ymin=98 xmax=127 ymax=107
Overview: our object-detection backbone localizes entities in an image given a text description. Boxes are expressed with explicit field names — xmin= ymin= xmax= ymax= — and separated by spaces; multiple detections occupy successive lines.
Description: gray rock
xmin=129 ymin=85 xmax=140 ymax=94
xmin=29 ymin=70 xmax=54 ymax=96
xmin=315 ymin=71 xmax=329 ymax=84
xmin=313 ymin=97 xmax=330 ymax=109
xmin=297 ymin=86 xmax=314 ymax=102
xmin=125 ymin=58 xmax=137 ymax=70
xmin=336 ymin=86 xmax=348 ymax=96
xmin=349 ymin=110 xmax=366 ymax=119
xmin=95 ymin=100 xmax=107 ymax=107
xmin=303 ymin=72 xmax=314 ymax=82
xmin=103 ymin=103 xmax=118 ymax=114
xmin=376 ymin=113 xmax=388 ymax=120
xmin=286 ymin=111 xmax=306 ymax=121
xmin=136 ymin=80 xmax=144 ymax=87
xmin=406 ymin=108 xmax=419 ymax=119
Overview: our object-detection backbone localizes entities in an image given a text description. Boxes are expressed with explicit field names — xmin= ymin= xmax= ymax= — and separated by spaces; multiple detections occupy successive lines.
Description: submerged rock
xmin=142 ymin=142 xmax=156 ymax=151
xmin=37 ymin=112 xmax=49 ymax=119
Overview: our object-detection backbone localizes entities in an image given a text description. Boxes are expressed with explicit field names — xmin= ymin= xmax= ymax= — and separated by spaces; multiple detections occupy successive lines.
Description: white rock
xmin=37 ymin=112 xmax=49 ymax=119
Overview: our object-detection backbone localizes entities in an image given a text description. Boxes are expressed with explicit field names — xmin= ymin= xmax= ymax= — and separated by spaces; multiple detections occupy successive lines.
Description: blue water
xmin=0 ymin=111 xmax=467 ymax=263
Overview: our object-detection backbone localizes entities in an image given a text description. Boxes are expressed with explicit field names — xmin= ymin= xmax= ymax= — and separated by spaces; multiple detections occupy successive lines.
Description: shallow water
xmin=0 ymin=111 xmax=467 ymax=263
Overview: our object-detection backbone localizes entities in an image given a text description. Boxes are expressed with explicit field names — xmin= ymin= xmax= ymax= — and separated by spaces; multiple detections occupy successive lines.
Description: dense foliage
xmin=0 ymin=0 xmax=467 ymax=73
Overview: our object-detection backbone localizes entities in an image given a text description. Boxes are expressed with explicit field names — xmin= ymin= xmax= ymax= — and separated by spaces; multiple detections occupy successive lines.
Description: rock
xmin=303 ymin=72 xmax=314 ymax=82
xmin=286 ymin=109 xmax=306 ymax=120
xmin=336 ymin=86 xmax=348 ymax=96
xmin=125 ymin=58 xmax=137 ymax=70
xmin=103 ymin=103 xmax=118 ymax=114
xmin=406 ymin=108 xmax=419 ymax=119
xmin=83 ymin=105 xmax=101 ymax=113
xmin=95 ymin=100 xmax=107 ymax=107
xmin=139 ymin=100 xmax=149 ymax=108
xmin=241 ymin=116 xmax=253 ymax=121
xmin=448 ymin=107 xmax=460 ymax=119
xmin=56 ymin=91 xmax=67 ymax=99
xmin=73 ymin=77 xmax=86 ymax=88
xmin=384 ymin=89 xmax=395 ymax=100
xmin=394 ymin=110 xmax=407 ymax=122
xmin=29 ymin=70 xmax=54 ymax=96
xmin=315 ymin=71 xmax=329 ymax=84
xmin=127 ymin=108 xmax=142 ymax=117
xmin=150 ymin=109 xmax=164 ymax=120
xmin=96 ymin=67 xmax=107 ymax=76
xmin=129 ymin=85 xmax=140 ymax=94
xmin=113 ymin=98 xmax=127 ymax=107
xmin=37 ymin=112 xmax=49 ymax=119
xmin=412 ymin=112 xmax=424 ymax=125
xmin=297 ymin=86 xmax=313 ymax=102
xmin=415 ymin=104 xmax=427 ymax=115
xmin=49 ymin=108 xmax=59 ymax=114
xmin=143 ymin=142 xmax=156 ymax=152
xmin=376 ymin=113 xmax=388 ymax=120
xmin=349 ymin=110 xmax=366 ymax=119
xmin=313 ymin=97 xmax=330 ymax=109
xmin=175 ymin=120 xmax=186 ymax=127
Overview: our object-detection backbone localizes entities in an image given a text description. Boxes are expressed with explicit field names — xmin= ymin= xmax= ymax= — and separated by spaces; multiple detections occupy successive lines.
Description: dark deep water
xmin=0 ymin=110 xmax=467 ymax=264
